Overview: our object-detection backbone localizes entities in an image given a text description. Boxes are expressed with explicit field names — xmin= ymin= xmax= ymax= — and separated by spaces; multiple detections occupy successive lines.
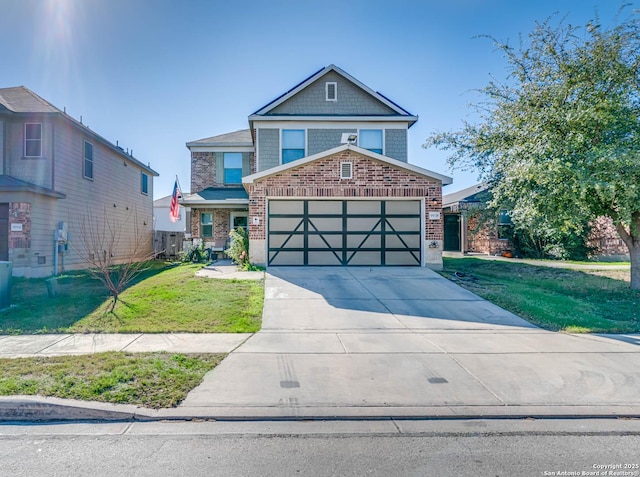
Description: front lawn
xmin=1 ymin=263 xmax=263 ymax=334
xmin=0 ymin=352 xmax=223 ymax=408
xmin=441 ymin=258 xmax=639 ymax=333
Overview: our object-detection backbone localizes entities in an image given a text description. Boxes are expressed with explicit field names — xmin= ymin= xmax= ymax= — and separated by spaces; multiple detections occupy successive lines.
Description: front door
xmin=0 ymin=204 xmax=8 ymax=261
xmin=443 ymin=214 xmax=461 ymax=252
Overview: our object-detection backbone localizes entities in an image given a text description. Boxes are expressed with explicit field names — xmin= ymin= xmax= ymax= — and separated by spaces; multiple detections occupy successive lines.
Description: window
xmin=141 ymin=172 xmax=149 ymax=195
xmin=24 ymin=123 xmax=42 ymax=157
xmin=282 ymin=129 xmax=305 ymax=164
xmin=83 ymin=141 xmax=94 ymax=179
xmin=359 ymin=129 xmax=383 ymax=154
xmin=326 ymin=82 xmax=337 ymax=101
xmin=223 ymin=152 xmax=243 ymax=184
xmin=340 ymin=162 xmax=352 ymax=179
xmin=497 ymin=209 xmax=512 ymax=240
xmin=201 ymin=213 xmax=213 ymax=238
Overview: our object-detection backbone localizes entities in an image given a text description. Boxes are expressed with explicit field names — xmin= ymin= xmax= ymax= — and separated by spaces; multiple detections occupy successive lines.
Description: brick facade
xmin=588 ymin=216 xmax=629 ymax=258
xmin=465 ymin=214 xmax=509 ymax=255
xmin=7 ymin=202 xmax=32 ymax=268
xmin=190 ymin=152 xmax=217 ymax=192
xmin=246 ymin=150 xmax=443 ymax=244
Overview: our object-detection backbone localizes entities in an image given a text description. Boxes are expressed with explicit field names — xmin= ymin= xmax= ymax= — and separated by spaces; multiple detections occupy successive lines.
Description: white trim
xmin=255 ymin=128 xmax=260 ymax=173
xmin=420 ymin=198 xmax=426 ymax=267
xmin=187 ymin=146 xmax=255 ymax=153
xmin=252 ymin=65 xmax=414 ymax=118
xmin=243 ymin=143 xmax=453 ymax=185
xmin=340 ymin=161 xmax=353 ymax=179
xmin=230 ymin=211 xmax=249 ymax=230
xmin=250 ymin=115 xmax=417 ymax=124
xmin=325 ymin=81 xmax=337 ymax=101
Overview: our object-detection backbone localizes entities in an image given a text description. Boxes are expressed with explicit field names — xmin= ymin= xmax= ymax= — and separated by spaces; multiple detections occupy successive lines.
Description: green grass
xmin=0 ymin=352 xmax=223 ymax=408
xmin=1 ymin=263 xmax=263 ymax=334
xmin=441 ymin=257 xmax=640 ymax=333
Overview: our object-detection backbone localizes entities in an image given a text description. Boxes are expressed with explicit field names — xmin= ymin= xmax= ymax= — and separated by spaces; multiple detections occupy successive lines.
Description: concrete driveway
xmin=180 ymin=266 xmax=640 ymax=418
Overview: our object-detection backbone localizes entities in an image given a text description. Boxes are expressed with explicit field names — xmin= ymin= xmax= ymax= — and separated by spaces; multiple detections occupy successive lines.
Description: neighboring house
xmin=182 ymin=65 xmax=452 ymax=268
xmin=443 ymin=183 xmax=629 ymax=260
xmin=0 ymin=86 xmax=158 ymax=277
xmin=153 ymin=195 xmax=189 ymax=259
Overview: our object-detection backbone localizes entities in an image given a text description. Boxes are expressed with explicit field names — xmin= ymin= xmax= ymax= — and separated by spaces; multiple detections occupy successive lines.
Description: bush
xmin=225 ymin=227 xmax=250 ymax=269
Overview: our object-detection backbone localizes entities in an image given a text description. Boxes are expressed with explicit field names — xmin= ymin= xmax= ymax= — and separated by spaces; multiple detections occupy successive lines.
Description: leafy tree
xmin=426 ymin=9 xmax=640 ymax=289
xmin=225 ymin=226 xmax=250 ymax=269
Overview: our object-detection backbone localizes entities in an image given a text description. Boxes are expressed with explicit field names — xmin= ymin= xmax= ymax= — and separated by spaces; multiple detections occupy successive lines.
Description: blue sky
xmin=0 ymin=0 xmax=630 ymax=199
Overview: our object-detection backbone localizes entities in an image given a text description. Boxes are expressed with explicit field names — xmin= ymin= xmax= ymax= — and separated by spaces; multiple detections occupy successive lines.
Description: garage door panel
xmin=270 ymin=234 xmax=304 ymax=248
xmin=346 ymin=234 xmax=381 ymax=248
xmin=386 ymin=201 xmax=421 ymax=214
xmin=386 ymin=217 xmax=421 ymax=231
xmin=270 ymin=217 xmax=303 ymax=231
xmin=385 ymin=251 xmax=421 ymax=266
xmin=269 ymin=251 xmax=304 ymax=266
xmin=268 ymin=200 xmax=422 ymax=266
xmin=347 ymin=217 xmax=381 ymax=231
xmin=386 ymin=234 xmax=421 ymax=249
xmin=308 ymin=234 xmax=342 ymax=248
xmin=308 ymin=201 xmax=342 ymax=214
xmin=270 ymin=201 xmax=304 ymax=214
xmin=309 ymin=217 xmax=342 ymax=231
xmin=308 ymin=251 xmax=342 ymax=265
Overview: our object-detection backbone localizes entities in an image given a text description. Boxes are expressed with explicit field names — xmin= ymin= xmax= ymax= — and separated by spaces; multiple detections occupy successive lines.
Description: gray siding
xmin=308 ymin=129 xmax=356 ymax=156
xmin=0 ymin=120 xmax=4 ymax=172
xmin=385 ymin=129 xmax=408 ymax=162
xmin=269 ymin=71 xmax=397 ymax=116
xmin=6 ymin=120 xmax=54 ymax=189
xmin=257 ymin=128 xmax=279 ymax=171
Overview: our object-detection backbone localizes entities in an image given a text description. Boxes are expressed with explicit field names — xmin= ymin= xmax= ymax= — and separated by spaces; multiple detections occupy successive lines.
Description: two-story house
xmin=0 ymin=86 xmax=158 ymax=277
xmin=182 ymin=65 xmax=452 ymax=268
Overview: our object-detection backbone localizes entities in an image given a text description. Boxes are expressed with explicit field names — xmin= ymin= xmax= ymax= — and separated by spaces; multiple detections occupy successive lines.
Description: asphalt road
xmin=1 ymin=419 xmax=638 ymax=477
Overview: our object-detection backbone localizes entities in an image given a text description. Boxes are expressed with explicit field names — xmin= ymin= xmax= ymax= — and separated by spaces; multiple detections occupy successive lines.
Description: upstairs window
xmin=141 ymin=172 xmax=149 ymax=195
xmin=359 ymin=129 xmax=383 ymax=154
xmin=83 ymin=141 xmax=94 ymax=179
xmin=497 ymin=209 xmax=513 ymax=240
xmin=24 ymin=123 xmax=42 ymax=157
xmin=223 ymin=152 xmax=243 ymax=184
xmin=282 ymin=129 xmax=305 ymax=164
xmin=326 ymin=82 xmax=337 ymax=101
xmin=201 ymin=213 xmax=213 ymax=238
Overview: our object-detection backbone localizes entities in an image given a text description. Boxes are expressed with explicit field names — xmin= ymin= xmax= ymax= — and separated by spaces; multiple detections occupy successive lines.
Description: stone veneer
xmin=244 ymin=150 xmax=444 ymax=268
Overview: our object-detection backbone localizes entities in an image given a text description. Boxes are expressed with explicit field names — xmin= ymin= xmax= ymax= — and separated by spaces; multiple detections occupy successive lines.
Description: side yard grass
xmin=0 ymin=352 xmax=223 ymax=408
xmin=1 ymin=263 xmax=263 ymax=334
xmin=441 ymin=257 xmax=639 ymax=333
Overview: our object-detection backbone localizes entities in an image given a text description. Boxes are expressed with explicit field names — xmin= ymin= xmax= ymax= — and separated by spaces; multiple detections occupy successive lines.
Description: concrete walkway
xmin=2 ymin=266 xmax=639 ymax=421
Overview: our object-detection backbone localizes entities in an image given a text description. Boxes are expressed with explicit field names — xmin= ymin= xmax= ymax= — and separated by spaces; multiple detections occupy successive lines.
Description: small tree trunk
xmin=631 ymin=245 xmax=640 ymax=291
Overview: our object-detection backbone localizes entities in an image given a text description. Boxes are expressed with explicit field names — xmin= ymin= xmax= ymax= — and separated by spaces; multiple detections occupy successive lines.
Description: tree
xmin=425 ymin=9 xmax=640 ymax=289
xmin=73 ymin=207 xmax=156 ymax=312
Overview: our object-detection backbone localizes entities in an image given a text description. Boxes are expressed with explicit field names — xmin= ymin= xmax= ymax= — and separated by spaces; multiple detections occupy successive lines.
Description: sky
xmin=0 ymin=0 xmax=632 ymax=199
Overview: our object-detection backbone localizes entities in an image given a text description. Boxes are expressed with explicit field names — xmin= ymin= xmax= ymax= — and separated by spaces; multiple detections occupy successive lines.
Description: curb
xmin=2 ymin=397 xmax=640 ymax=423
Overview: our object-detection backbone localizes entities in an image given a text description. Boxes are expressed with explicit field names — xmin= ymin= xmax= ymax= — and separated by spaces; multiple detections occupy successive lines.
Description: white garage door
xmin=268 ymin=200 xmax=422 ymax=266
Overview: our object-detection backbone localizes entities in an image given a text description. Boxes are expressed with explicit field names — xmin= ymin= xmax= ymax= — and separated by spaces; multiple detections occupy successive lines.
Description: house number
xmin=11 ymin=223 xmax=23 ymax=232
xmin=428 ymin=212 xmax=441 ymax=220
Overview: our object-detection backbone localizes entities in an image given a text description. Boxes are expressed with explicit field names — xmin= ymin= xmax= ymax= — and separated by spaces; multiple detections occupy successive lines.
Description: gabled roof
xmin=443 ymin=183 xmax=489 ymax=207
xmin=250 ymin=65 xmax=417 ymax=126
xmin=180 ymin=187 xmax=249 ymax=207
xmin=242 ymin=144 xmax=452 ymax=185
xmin=186 ymin=129 xmax=253 ymax=147
xmin=0 ymin=86 xmax=158 ymax=176
xmin=0 ymin=175 xmax=66 ymax=198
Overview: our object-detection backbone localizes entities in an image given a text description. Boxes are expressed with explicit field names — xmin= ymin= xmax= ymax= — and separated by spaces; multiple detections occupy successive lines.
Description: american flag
xmin=169 ymin=179 xmax=181 ymax=223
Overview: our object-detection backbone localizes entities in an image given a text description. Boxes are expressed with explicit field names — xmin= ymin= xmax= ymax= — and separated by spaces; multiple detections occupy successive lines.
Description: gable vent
xmin=340 ymin=162 xmax=352 ymax=179
xmin=326 ymin=82 xmax=337 ymax=101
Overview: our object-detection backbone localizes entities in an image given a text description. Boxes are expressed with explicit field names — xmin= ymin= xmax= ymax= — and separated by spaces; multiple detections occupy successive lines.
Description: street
xmin=1 ymin=419 xmax=638 ymax=477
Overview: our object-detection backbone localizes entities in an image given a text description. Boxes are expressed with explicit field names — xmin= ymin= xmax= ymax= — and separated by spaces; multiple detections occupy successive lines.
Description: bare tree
xmin=73 ymin=207 xmax=156 ymax=312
